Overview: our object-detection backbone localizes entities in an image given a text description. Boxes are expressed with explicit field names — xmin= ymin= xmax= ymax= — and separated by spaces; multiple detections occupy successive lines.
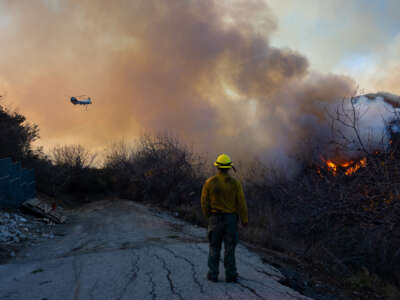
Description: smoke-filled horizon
xmin=0 ymin=0 xmax=397 ymax=165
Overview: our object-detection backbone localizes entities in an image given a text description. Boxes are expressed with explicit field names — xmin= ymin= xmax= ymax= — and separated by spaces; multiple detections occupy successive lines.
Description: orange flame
xmin=322 ymin=157 xmax=367 ymax=176
xmin=326 ymin=160 xmax=337 ymax=175
xmin=344 ymin=157 xmax=367 ymax=176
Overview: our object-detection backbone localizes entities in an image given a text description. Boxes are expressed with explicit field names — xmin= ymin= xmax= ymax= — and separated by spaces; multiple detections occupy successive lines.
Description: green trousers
xmin=207 ymin=213 xmax=239 ymax=280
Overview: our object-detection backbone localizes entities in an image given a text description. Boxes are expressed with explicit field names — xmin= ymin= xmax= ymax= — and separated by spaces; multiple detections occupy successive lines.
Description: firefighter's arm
xmin=201 ymin=181 xmax=210 ymax=218
xmin=237 ymin=181 xmax=248 ymax=225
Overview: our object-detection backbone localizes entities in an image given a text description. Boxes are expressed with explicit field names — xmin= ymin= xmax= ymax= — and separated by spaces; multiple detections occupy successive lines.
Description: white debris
xmin=18 ymin=233 xmax=27 ymax=240
xmin=18 ymin=217 xmax=27 ymax=223
xmin=0 ymin=210 xmax=56 ymax=248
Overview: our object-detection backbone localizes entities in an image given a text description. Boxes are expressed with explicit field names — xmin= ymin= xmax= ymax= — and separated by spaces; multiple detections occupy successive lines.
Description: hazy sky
xmin=0 ymin=0 xmax=399 ymax=162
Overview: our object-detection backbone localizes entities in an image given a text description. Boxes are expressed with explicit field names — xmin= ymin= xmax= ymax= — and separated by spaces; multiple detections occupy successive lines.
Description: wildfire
xmin=326 ymin=160 xmax=337 ymax=174
xmin=322 ymin=157 xmax=367 ymax=176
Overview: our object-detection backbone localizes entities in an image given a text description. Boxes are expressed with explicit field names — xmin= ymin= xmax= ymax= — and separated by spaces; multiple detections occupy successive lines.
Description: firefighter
xmin=201 ymin=154 xmax=248 ymax=283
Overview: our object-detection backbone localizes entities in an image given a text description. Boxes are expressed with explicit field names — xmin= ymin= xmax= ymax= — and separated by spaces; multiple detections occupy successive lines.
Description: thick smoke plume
xmin=0 ymin=0 xmax=357 ymax=164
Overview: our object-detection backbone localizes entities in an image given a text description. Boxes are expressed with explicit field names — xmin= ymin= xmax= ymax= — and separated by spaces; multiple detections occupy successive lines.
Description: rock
xmin=1 ymin=230 xmax=12 ymax=239
xmin=18 ymin=216 xmax=27 ymax=223
xmin=0 ymin=206 xmax=57 ymax=246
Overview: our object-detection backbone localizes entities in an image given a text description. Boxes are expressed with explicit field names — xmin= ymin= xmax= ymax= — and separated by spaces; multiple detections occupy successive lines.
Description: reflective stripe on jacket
xmin=201 ymin=172 xmax=248 ymax=224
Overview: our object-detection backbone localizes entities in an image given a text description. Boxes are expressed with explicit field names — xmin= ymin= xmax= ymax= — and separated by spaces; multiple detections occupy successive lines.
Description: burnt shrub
xmin=49 ymin=144 xmax=107 ymax=196
xmin=104 ymin=134 xmax=207 ymax=210
xmin=233 ymin=97 xmax=400 ymax=290
xmin=22 ymin=145 xmax=107 ymax=198
xmin=23 ymin=153 xmax=65 ymax=196
xmin=238 ymin=147 xmax=400 ymax=290
xmin=0 ymin=100 xmax=39 ymax=161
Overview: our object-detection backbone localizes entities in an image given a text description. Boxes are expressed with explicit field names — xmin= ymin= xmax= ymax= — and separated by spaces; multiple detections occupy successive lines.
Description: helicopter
xmin=70 ymin=95 xmax=92 ymax=106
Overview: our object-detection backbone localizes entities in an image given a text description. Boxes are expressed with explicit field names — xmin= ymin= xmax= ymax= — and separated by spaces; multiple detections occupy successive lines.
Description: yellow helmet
xmin=214 ymin=153 xmax=233 ymax=168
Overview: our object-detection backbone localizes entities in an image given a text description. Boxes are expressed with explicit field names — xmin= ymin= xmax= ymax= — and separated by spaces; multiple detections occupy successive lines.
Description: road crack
xmin=146 ymin=271 xmax=157 ymax=300
xmin=240 ymin=277 xmax=277 ymax=289
xmin=285 ymin=291 xmax=309 ymax=300
xmin=237 ymin=279 xmax=266 ymax=300
xmin=72 ymin=257 xmax=83 ymax=300
xmin=237 ymin=257 xmax=282 ymax=281
xmin=223 ymin=287 xmax=235 ymax=300
xmin=158 ymin=246 xmax=205 ymax=294
xmin=240 ymin=276 xmax=308 ymax=298
xmin=117 ymin=252 xmax=140 ymax=300
xmin=153 ymin=253 xmax=184 ymax=300
xmin=89 ymin=280 xmax=100 ymax=300
xmin=193 ymin=244 xmax=208 ymax=256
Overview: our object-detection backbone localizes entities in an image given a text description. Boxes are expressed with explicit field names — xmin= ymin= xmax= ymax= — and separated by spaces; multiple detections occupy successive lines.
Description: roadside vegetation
xmin=1 ymin=98 xmax=400 ymax=299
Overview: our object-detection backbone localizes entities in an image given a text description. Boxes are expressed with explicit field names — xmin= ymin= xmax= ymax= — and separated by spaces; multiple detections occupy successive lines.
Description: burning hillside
xmin=310 ymin=91 xmax=400 ymax=178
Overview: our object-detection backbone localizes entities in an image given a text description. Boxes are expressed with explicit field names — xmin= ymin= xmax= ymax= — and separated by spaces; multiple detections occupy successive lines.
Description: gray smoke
xmin=0 ymin=0 xmax=357 ymax=165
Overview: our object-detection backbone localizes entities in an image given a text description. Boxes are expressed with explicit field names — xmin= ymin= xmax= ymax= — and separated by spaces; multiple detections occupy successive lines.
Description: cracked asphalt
xmin=0 ymin=200 xmax=311 ymax=300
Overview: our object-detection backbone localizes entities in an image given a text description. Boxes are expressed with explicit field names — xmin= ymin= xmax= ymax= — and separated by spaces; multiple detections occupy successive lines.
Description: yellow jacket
xmin=201 ymin=172 xmax=248 ymax=224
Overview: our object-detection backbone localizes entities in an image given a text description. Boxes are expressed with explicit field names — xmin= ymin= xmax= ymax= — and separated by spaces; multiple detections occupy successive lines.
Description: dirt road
xmin=0 ymin=200 xmax=310 ymax=300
